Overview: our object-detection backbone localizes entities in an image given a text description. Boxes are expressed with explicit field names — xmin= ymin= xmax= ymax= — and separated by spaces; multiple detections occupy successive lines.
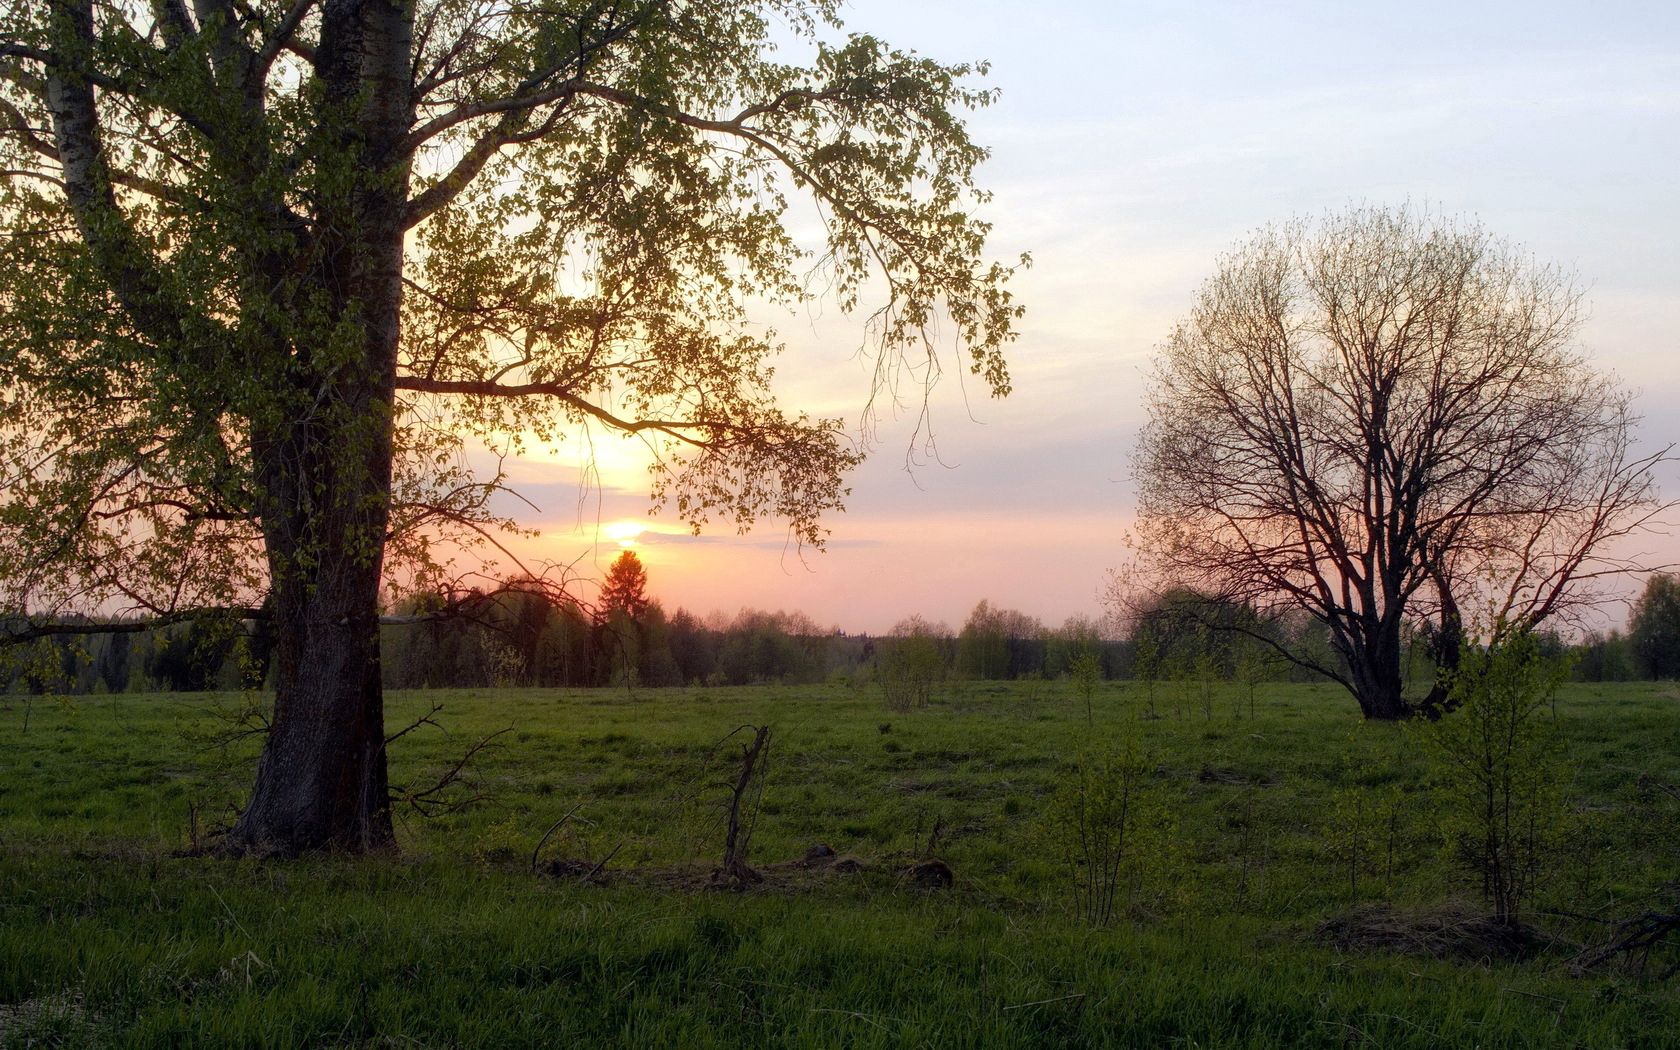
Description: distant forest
xmin=1 ymin=581 xmax=1658 ymax=696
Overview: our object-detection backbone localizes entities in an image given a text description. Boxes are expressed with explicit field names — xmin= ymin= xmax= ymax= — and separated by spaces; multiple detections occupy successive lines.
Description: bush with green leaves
xmin=1044 ymin=740 xmax=1173 ymax=926
xmin=877 ymin=616 xmax=947 ymax=712
xmin=1426 ymin=630 xmax=1567 ymax=927
xmin=1325 ymin=731 xmax=1412 ymax=902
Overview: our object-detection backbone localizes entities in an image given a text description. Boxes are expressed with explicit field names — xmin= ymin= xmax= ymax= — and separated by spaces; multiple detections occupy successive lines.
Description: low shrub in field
xmin=1426 ymin=630 xmax=1568 ymax=928
xmin=1044 ymin=740 xmax=1173 ymax=927
xmin=877 ymin=618 xmax=945 ymax=712
xmin=1070 ymin=648 xmax=1102 ymax=726
xmin=1325 ymin=731 xmax=1414 ymax=903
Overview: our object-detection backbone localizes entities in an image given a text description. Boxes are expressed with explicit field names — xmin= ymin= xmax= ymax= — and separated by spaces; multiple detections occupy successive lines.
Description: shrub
xmin=1045 ymin=741 xmax=1172 ymax=926
xmin=877 ymin=616 xmax=947 ymax=711
xmin=1070 ymin=648 xmax=1102 ymax=725
xmin=1426 ymin=630 xmax=1567 ymax=927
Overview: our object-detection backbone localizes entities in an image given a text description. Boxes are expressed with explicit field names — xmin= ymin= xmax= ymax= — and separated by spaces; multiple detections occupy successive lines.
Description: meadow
xmin=2 ymin=679 xmax=1677 ymax=1047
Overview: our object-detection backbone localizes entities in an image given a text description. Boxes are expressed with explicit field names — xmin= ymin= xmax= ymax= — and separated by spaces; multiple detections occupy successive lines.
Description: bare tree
xmin=1129 ymin=206 xmax=1669 ymax=719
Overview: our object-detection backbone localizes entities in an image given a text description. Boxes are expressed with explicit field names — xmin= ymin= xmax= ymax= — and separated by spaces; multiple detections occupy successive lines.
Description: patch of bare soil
xmin=907 ymin=858 xmax=954 ymax=889
xmin=538 ymin=857 xmax=611 ymax=884
xmin=1314 ymin=903 xmax=1553 ymax=962
xmin=799 ymin=843 xmax=836 ymax=865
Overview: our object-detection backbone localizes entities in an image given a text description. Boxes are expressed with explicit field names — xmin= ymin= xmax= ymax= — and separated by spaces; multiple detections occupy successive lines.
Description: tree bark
xmin=1341 ymin=616 xmax=1411 ymax=720
xmin=1354 ymin=668 xmax=1410 ymax=721
xmin=225 ymin=309 xmax=402 ymax=854
xmin=229 ymin=575 xmax=394 ymax=854
xmin=223 ymin=0 xmax=414 ymax=855
xmin=1414 ymin=593 xmax=1466 ymax=720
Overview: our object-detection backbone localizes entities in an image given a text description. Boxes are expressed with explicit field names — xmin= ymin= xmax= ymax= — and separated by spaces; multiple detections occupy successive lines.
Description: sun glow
xmin=601 ymin=520 xmax=646 ymax=549
xmin=514 ymin=428 xmax=662 ymax=492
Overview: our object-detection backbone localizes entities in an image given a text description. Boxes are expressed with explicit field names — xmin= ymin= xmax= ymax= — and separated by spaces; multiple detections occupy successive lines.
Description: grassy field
xmin=2 ymin=679 xmax=1678 ymax=1047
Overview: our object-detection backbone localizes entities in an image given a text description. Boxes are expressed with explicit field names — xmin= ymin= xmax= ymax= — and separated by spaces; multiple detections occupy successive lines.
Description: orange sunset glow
xmin=465 ymin=0 xmax=1680 ymax=636
xmin=600 ymin=520 xmax=645 ymax=549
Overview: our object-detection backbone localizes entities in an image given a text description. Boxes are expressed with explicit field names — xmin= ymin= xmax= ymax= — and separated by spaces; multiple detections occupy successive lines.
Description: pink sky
xmin=483 ymin=0 xmax=1680 ymax=635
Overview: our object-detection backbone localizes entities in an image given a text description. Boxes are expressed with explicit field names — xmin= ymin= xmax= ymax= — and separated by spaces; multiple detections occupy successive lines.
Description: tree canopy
xmin=598 ymin=550 xmax=651 ymax=622
xmin=0 ymin=0 xmax=1023 ymax=852
xmin=1131 ymin=206 xmax=1667 ymax=719
xmin=1628 ymin=573 xmax=1680 ymax=680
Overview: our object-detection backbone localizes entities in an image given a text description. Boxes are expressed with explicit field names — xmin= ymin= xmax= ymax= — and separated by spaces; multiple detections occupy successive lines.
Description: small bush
xmin=1426 ymin=630 xmax=1567 ymax=927
xmin=1045 ymin=741 xmax=1171 ymax=926
xmin=1070 ymin=648 xmax=1102 ymax=725
xmin=1325 ymin=731 xmax=1412 ymax=902
xmin=877 ymin=617 xmax=946 ymax=712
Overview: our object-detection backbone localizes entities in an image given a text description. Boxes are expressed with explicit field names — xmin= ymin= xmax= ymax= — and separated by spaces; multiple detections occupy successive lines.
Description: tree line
xmin=14 ymin=561 xmax=1679 ymax=696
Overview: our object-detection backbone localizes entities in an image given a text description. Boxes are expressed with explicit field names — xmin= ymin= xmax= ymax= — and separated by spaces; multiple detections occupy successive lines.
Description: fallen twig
xmin=531 ymin=802 xmax=586 ymax=873
xmin=385 ymin=702 xmax=444 ymax=747
xmin=583 ymin=842 xmax=624 ymax=883
xmin=392 ymin=726 xmax=512 ymax=818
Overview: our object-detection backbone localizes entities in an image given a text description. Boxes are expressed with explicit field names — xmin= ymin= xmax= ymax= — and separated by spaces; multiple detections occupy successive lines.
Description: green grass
xmin=2 ymin=680 xmax=1678 ymax=1047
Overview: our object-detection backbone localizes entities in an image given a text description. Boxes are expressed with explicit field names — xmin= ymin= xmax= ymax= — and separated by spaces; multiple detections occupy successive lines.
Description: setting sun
xmin=601 ymin=520 xmax=646 ymax=549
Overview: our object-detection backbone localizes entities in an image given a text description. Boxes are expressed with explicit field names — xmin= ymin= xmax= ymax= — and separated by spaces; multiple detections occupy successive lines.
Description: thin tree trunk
xmin=1416 ymin=597 xmax=1465 ymax=719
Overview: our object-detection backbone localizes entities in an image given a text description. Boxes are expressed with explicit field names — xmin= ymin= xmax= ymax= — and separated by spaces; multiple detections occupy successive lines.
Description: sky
xmin=492 ymin=0 xmax=1680 ymax=635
